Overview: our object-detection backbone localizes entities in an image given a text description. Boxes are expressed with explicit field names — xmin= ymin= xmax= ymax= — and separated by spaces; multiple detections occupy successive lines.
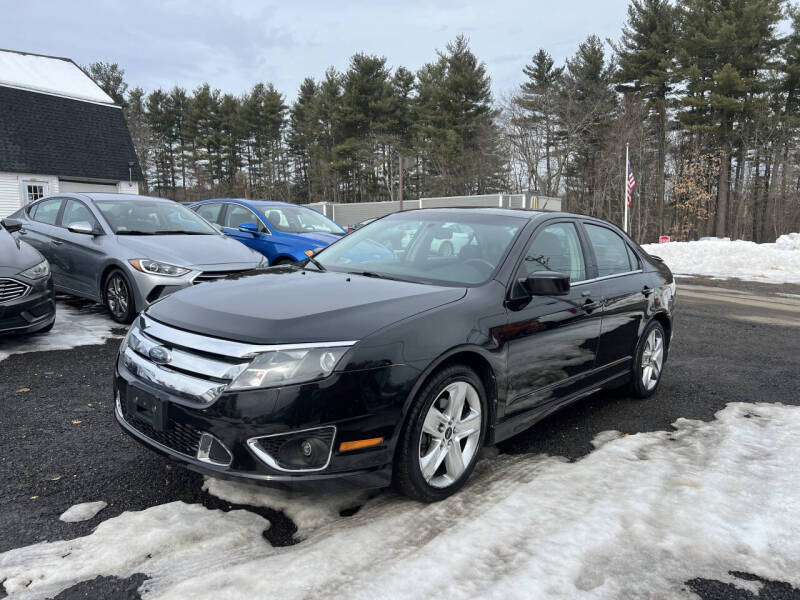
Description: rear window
xmin=584 ymin=224 xmax=637 ymax=277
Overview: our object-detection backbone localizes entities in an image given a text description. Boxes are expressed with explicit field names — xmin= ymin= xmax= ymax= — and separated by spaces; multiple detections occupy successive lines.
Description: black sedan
xmin=114 ymin=208 xmax=675 ymax=502
xmin=0 ymin=219 xmax=55 ymax=334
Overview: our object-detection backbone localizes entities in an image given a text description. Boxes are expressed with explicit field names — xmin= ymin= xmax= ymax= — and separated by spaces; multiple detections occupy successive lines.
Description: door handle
xmin=642 ymin=285 xmax=653 ymax=297
xmin=582 ymin=298 xmax=601 ymax=313
xmin=52 ymin=240 xmax=64 ymax=246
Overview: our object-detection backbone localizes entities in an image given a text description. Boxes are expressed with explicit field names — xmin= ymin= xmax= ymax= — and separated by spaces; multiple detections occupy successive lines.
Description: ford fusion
xmin=115 ymin=208 xmax=675 ymax=501
xmin=0 ymin=219 xmax=55 ymax=334
xmin=6 ymin=193 xmax=266 ymax=323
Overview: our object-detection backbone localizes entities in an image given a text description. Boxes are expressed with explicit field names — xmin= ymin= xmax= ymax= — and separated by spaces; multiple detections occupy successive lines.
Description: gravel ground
xmin=1 ymin=276 xmax=798 ymax=598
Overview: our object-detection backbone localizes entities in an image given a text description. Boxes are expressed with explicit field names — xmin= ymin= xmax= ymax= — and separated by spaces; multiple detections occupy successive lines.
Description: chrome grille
xmin=0 ymin=278 xmax=29 ymax=303
xmin=193 ymin=270 xmax=251 ymax=284
xmin=121 ymin=315 xmax=251 ymax=404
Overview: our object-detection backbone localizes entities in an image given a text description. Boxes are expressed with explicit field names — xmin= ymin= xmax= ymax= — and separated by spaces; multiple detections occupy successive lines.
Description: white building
xmin=0 ymin=49 xmax=142 ymax=218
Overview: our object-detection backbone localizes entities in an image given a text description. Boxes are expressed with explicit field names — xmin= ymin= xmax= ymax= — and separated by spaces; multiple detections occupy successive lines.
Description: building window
xmin=22 ymin=181 xmax=49 ymax=204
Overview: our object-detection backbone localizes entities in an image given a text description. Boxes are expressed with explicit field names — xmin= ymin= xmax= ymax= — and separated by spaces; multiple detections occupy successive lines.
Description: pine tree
xmin=677 ymin=0 xmax=783 ymax=236
xmin=85 ymin=61 xmax=128 ymax=106
xmin=615 ymin=0 xmax=678 ymax=231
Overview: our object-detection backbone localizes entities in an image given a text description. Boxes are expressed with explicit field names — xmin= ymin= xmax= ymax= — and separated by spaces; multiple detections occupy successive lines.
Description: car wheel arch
xmin=100 ymin=262 xmax=140 ymax=311
xmin=650 ymin=311 xmax=672 ymax=351
xmin=394 ymin=346 xmax=499 ymax=450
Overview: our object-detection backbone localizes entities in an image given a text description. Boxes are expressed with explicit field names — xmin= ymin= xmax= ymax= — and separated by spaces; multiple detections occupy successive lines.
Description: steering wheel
xmin=464 ymin=258 xmax=494 ymax=275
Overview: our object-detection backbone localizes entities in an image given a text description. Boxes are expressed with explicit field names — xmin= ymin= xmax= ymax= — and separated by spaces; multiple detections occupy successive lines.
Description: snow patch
xmin=2 ymin=402 xmax=800 ymax=599
xmin=0 ymin=300 xmax=122 ymax=362
xmin=59 ymin=501 xmax=108 ymax=523
xmin=203 ymin=477 xmax=370 ymax=534
xmin=643 ymin=234 xmax=800 ymax=284
xmin=0 ymin=50 xmax=114 ymax=104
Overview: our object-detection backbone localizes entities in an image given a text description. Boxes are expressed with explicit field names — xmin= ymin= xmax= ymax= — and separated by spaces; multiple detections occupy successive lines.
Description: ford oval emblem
xmin=148 ymin=346 xmax=172 ymax=365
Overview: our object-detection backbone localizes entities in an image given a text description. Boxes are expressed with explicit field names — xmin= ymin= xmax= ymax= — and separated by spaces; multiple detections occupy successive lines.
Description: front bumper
xmin=0 ymin=275 xmax=55 ymax=334
xmin=126 ymin=262 xmax=262 ymax=311
xmin=114 ymin=356 xmax=418 ymax=491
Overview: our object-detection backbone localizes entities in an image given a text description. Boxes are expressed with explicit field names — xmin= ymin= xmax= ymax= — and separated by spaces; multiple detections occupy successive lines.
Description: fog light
xmin=247 ymin=426 xmax=336 ymax=472
xmin=301 ymin=439 xmax=313 ymax=457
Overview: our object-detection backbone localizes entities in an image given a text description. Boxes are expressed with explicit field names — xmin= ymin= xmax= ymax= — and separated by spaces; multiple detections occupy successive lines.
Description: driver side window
xmin=520 ymin=222 xmax=586 ymax=283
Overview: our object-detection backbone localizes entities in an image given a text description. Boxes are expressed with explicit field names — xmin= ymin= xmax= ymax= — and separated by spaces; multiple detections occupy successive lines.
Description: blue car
xmin=188 ymin=199 xmax=346 ymax=265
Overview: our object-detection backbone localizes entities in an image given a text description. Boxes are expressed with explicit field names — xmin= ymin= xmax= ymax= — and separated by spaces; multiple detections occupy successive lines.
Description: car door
xmin=17 ymin=197 xmax=64 ymax=275
xmin=55 ymin=198 xmax=106 ymax=298
xmin=579 ymin=221 xmax=649 ymax=377
xmin=502 ymin=220 xmax=603 ymax=415
xmin=221 ymin=203 xmax=274 ymax=261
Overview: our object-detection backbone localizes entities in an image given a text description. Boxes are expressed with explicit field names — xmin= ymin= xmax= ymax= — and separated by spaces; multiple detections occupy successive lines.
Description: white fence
xmin=307 ymin=192 xmax=561 ymax=226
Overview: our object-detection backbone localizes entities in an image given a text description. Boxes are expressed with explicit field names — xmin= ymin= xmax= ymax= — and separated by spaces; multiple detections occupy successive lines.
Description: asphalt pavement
xmin=1 ymin=276 xmax=799 ymax=599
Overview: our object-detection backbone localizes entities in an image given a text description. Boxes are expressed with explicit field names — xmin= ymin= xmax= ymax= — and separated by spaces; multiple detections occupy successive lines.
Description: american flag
xmin=626 ymin=163 xmax=636 ymax=208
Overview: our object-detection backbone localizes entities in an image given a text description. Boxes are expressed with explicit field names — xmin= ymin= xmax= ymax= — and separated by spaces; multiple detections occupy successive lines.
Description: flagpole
xmin=623 ymin=142 xmax=629 ymax=234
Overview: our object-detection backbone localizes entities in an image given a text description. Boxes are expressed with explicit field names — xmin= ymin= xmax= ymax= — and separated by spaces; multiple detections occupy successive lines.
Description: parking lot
xmin=1 ymin=276 xmax=799 ymax=599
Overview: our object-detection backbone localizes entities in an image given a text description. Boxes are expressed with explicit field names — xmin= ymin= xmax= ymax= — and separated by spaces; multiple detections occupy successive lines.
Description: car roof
xmin=54 ymin=193 xmax=175 ymax=203
xmin=199 ymin=198 xmax=297 ymax=208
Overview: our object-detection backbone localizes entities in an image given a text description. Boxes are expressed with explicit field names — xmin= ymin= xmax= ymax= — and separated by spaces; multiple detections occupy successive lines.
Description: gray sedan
xmin=4 ymin=193 xmax=266 ymax=323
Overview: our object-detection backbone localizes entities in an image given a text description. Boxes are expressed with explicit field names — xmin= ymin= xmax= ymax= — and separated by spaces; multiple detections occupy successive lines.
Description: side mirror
xmin=67 ymin=221 xmax=97 ymax=235
xmin=238 ymin=222 xmax=260 ymax=235
xmin=1 ymin=218 xmax=22 ymax=233
xmin=523 ymin=271 xmax=571 ymax=296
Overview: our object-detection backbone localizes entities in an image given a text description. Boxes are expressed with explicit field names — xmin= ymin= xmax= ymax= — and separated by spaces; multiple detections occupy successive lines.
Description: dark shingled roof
xmin=0 ymin=85 xmax=143 ymax=181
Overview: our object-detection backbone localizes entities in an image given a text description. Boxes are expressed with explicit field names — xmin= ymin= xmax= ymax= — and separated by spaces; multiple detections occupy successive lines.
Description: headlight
xmin=129 ymin=259 xmax=190 ymax=277
xmin=19 ymin=260 xmax=50 ymax=279
xmin=228 ymin=346 xmax=350 ymax=390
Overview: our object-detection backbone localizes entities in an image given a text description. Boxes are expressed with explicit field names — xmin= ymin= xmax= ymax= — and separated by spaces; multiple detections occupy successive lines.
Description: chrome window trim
xmin=141 ymin=314 xmax=357 ymax=359
xmin=571 ymin=269 xmax=643 ymax=287
xmin=0 ymin=278 xmax=31 ymax=303
xmin=247 ymin=425 xmax=337 ymax=473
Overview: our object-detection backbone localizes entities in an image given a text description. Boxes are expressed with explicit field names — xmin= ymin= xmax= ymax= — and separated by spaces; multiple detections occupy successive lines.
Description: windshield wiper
xmin=115 ymin=230 xmax=157 ymax=235
xmin=347 ymin=270 xmax=408 ymax=282
xmin=304 ymin=255 xmax=326 ymax=271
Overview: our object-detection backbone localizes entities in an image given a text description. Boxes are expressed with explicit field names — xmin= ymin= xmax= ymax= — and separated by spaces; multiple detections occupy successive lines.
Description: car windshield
xmin=314 ymin=212 xmax=525 ymax=286
xmin=94 ymin=200 xmax=218 ymax=235
xmin=259 ymin=205 xmax=345 ymax=235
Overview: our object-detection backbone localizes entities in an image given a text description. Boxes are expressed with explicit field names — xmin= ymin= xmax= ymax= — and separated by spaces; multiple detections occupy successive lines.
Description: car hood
xmin=0 ymin=228 xmax=43 ymax=275
xmin=115 ymin=234 xmax=261 ymax=269
xmin=283 ymin=230 xmax=343 ymax=246
xmin=146 ymin=269 xmax=466 ymax=344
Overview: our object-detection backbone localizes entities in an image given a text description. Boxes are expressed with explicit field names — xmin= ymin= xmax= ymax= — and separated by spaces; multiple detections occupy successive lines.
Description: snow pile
xmin=642 ymin=234 xmax=800 ymax=284
xmin=0 ymin=301 xmax=121 ymax=362
xmin=203 ymin=477 xmax=370 ymax=534
xmin=775 ymin=232 xmax=800 ymax=251
xmin=59 ymin=501 xmax=108 ymax=523
xmin=3 ymin=402 xmax=800 ymax=599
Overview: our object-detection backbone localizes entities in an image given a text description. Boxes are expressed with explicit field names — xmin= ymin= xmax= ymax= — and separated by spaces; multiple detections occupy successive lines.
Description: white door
xmin=58 ymin=180 xmax=118 ymax=194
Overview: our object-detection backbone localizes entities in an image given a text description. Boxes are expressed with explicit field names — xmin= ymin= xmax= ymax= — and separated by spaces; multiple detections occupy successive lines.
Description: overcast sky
xmin=1 ymin=0 xmax=632 ymax=101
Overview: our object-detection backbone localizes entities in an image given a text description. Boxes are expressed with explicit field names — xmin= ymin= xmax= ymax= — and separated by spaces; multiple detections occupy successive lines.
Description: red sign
xmin=659 ymin=236 xmax=671 ymax=244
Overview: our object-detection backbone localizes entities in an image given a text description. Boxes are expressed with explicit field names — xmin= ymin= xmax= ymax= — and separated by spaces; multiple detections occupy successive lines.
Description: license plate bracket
xmin=126 ymin=386 xmax=168 ymax=431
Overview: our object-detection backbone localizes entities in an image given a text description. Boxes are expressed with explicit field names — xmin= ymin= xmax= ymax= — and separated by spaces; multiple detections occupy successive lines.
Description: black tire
xmin=439 ymin=241 xmax=454 ymax=257
xmin=273 ymin=258 xmax=295 ymax=266
xmin=104 ymin=269 xmax=136 ymax=324
xmin=393 ymin=364 xmax=487 ymax=502
xmin=629 ymin=320 xmax=667 ymax=398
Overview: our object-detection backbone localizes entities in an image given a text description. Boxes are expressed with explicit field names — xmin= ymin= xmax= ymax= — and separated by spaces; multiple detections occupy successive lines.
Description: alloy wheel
xmin=106 ymin=273 xmax=129 ymax=319
xmin=418 ymin=380 xmax=482 ymax=489
xmin=641 ymin=328 xmax=664 ymax=391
